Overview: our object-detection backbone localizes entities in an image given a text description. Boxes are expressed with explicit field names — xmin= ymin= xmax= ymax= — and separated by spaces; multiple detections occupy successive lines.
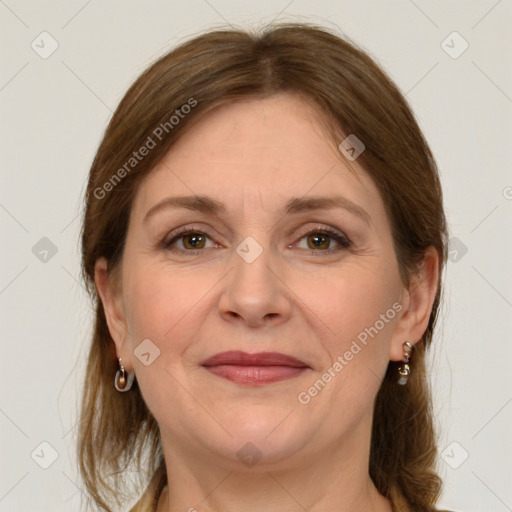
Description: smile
xmin=201 ymin=351 xmax=310 ymax=386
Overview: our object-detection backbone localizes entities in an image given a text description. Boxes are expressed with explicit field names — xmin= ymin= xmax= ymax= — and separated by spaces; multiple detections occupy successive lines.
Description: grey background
xmin=1 ymin=1 xmax=511 ymax=511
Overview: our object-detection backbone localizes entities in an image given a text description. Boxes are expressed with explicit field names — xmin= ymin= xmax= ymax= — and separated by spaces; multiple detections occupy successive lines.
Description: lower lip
xmin=203 ymin=365 xmax=308 ymax=385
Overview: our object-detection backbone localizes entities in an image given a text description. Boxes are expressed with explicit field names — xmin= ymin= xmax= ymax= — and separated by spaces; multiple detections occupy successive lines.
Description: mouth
xmin=201 ymin=350 xmax=311 ymax=386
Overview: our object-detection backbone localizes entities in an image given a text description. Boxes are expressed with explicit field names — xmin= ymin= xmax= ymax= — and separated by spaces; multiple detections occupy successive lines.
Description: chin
xmin=211 ymin=406 xmax=313 ymax=466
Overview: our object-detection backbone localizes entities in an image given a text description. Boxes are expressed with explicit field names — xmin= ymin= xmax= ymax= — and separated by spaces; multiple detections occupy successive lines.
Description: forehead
xmin=131 ymin=93 xmax=384 ymax=224
xmin=173 ymin=93 xmax=337 ymax=159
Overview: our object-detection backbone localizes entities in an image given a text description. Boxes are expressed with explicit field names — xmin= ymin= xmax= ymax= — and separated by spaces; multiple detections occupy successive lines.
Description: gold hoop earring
xmin=397 ymin=341 xmax=413 ymax=385
xmin=114 ymin=357 xmax=135 ymax=392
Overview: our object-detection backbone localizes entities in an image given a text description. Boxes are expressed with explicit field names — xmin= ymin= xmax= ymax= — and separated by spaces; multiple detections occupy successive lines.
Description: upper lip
xmin=201 ymin=351 xmax=309 ymax=368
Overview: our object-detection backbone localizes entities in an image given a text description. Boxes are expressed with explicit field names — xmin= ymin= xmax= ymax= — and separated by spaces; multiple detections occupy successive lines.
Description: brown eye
xmin=307 ymin=233 xmax=331 ymax=250
xmin=181 ymin=233 xmax=207 ymax=250
xmin=163 ymin=229 xmax=215 ymax=254
xmin=297 ymin=228 xmax=351 ymax=253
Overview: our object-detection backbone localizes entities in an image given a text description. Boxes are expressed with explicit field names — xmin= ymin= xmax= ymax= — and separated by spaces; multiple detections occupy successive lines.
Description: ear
xmin=94 ymin=257 xmax=132 ymax=369
xmin=389 ymin=246 xmax=440 ymax=361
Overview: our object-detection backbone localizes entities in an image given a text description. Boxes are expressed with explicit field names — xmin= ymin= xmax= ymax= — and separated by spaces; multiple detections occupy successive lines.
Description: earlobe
xmin=389 ymin=246 xmax=440 ymax=361
xmin=94 ymin=257 xmax=129 ymax=357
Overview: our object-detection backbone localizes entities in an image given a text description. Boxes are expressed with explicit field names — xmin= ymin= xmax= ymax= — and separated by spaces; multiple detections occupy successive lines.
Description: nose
xmin=218 ymin=237 xmax=292 ymax=329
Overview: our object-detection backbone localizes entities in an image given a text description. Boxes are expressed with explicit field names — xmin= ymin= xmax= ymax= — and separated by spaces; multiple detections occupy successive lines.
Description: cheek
xmin=298 ymin=261 xmax=401 ymax=367
xmin=121 ymin=263 xmax=207 ymax=420
xmin=123 ymin=261 xmax=217 ymax=356
xmin=293 ymin=266 xmax=401 ymax=424
xmin=125 ymin=261 xmax=222 ymax=390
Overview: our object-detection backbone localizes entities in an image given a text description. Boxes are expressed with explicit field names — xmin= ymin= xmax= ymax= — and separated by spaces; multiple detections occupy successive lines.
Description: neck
xmin=157 ymin=473 xmax=392 ymax=512
xmin=156 ymin=423 xmax=393 ymax=512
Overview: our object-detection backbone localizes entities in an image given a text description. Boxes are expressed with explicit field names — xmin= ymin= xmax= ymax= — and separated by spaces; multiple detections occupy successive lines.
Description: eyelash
xmin=161 ymin=225 xmax=352 ymax=256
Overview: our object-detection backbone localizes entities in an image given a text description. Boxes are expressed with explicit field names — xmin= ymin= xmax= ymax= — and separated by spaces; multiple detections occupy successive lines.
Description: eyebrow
xmin=143 ymin=194 xmax=371 ymax=225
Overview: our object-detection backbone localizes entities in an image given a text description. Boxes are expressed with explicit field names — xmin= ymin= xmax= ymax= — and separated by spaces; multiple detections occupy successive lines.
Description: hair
xmin=78 ymin=22 xmax=448 ymax=512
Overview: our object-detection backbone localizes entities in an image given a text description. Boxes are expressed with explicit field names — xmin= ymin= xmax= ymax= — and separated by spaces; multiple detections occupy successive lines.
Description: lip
xmin=201 ymin=351 xmax=310 ymax=386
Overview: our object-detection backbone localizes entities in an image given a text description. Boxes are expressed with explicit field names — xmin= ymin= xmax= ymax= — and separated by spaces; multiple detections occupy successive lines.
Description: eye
xmin=163 ymin=228 xmax=217 ymax=255
xmin=162 ymin=225 xmax=351 ymax=256
xmin=295 ymin=227 xmax=352 ymax=253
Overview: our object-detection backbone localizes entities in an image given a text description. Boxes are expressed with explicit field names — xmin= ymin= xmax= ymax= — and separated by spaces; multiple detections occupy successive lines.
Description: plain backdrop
xmin=1 ymin=1 xmax=511 ymax=511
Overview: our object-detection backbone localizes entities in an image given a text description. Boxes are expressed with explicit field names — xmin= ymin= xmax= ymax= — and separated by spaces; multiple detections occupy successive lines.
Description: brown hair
xmin=78 ymin=22 xmax=447 ymax=511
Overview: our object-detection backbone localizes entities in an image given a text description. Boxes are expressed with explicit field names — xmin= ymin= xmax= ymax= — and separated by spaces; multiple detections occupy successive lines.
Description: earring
xmin=397 ymin=341 xmax=413 ymax=385
xmin=114 ymin=357 xmax=135 ymax=392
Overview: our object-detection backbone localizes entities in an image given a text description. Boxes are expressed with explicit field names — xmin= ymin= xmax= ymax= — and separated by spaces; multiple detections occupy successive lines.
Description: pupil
xmin=311 ymin=235 xmax=326 ymax=248
xmin=188 ymin=234 xmax=202 ymax=247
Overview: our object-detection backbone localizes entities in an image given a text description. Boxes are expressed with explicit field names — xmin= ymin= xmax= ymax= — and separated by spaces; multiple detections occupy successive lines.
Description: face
xmin=98 ymin=93 xmax=422 ymax=470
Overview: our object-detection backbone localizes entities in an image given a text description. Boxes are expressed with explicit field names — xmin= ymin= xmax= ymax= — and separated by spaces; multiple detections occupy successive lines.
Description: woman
xmin=78 ymin=23 xmax=453 ymax=512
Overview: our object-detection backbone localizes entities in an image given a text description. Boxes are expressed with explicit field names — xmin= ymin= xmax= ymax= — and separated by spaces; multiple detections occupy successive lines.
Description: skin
xmin=95 ymin=92 xmax=439 ymax=512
